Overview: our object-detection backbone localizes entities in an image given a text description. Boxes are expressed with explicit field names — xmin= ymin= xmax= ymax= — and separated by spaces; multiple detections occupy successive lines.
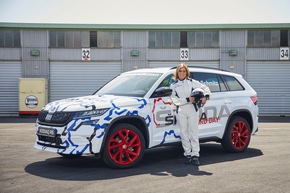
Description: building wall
xmin=220 ymin=30 xmax=246 ymax=76
xmin=0 ymin=48 xmax=21 ymax=60
xmin=0 ymin=28 xmax=289 ymax=115
xmin=123 ymin=31 xmax=148 ymax=71
xmin=2 ymin=29 xmax=282 ymax=75
xmin=21 ymin=30 xmax=49 ymax=79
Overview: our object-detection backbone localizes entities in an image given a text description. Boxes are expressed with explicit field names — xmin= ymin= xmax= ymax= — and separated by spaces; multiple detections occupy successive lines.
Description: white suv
xmin=35 ymin=67 xmax=259 ymax=168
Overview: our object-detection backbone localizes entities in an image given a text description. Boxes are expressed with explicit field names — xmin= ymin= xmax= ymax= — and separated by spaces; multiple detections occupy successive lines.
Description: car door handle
xmin=224 ymin=100 xmax=232 ymax=104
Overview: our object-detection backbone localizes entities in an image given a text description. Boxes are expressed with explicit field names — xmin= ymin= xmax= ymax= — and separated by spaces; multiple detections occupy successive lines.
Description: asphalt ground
xmin=0 ymin=116 xmax=290 ymax=193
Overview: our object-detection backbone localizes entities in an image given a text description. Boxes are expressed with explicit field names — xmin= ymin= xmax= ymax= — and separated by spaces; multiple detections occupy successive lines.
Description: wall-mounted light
xmin=30 ymin=50 xmax=40 ymax=56
xmin=229 ymin=50 xmax=238 ymax=56
xmin=130 ymin=50 xmax=139 ymax=57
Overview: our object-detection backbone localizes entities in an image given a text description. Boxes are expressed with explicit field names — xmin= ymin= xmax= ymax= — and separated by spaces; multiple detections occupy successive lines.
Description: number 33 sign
xmin=82 ymin=48 xmax=90 ymax=61
xmin=180 ymin=48 xmax=189 ymax=61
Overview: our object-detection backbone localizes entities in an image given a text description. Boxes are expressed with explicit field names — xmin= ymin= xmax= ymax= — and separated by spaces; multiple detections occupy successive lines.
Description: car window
xmin=217 ymin=75 xmax=227 ymax=91
xmin=191 ymin=72 xmax=222 ymax=92
xmin=221 ymin=75 xmax=244 ymax=91
xmin=157 ymin=74 xmax=175 ymax=88
xmin=96 ymin=73 xmax=162 ymax=97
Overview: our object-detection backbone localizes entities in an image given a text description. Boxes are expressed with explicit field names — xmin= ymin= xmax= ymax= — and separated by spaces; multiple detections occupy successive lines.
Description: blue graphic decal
xmin=95 ymin=123 xmax=108 ymax=138
xmin=75 ymin=144 xmax=90 ymax=154
xmin=135 ymin=98 xmax=147 ymax=109
xmin=103 ymin=98 xmax=151 ymax=130
xmin=61 ymin=117 xmax=91 ymax=154
xmin=104 ymin=109 xmax=114 ymax=121
xmin=104 ymin=100 xmax=119 ymax=121
xmin=56 ymin=97 xmax=152 ymax=155
xmin=59 ymin=140 xmax=69 ymax=154
xmin=115 ymin=109 xmax=127 ymax=115
xmin=105 ymin=98 xmax=148 ymax=121
xmin=126 ymin=110 xmax=138 ymax=116
xmin=144 ymin=115 xmax=151 ymax=127
xmin=160 ymin=130 xmax=181 ymax=145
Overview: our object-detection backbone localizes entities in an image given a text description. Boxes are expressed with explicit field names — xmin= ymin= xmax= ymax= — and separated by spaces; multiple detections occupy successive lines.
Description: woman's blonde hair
xmin=174 ymin=63 xmax=190 ymax=81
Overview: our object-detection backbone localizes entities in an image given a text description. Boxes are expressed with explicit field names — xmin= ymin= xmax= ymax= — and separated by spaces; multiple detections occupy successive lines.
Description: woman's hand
xmin=188 ymin=97 xmax=206 ymax=104
xmin=188 ymin=96 xmax=195 ymax=103
xmin=201 ymin=97 xmax=207 ymax=105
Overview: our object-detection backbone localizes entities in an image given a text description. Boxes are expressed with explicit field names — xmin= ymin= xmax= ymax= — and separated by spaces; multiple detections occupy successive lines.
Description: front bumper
xmin=35 ymin=115 xmax=107 ymax=155
xmin=35 ymin=129 xmax=92 ymax=155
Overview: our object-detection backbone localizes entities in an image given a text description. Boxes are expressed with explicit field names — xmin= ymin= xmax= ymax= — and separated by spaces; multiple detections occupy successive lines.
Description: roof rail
xmin=170 ymin=65 xmax=230 ymax=72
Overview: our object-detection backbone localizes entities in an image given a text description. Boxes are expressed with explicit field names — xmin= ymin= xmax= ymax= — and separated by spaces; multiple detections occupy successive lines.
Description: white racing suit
xmin=170 ymin=78 xmax=211 ymax=157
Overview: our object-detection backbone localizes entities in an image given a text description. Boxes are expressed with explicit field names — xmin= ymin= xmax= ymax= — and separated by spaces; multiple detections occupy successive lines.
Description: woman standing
xmin=170 ymin=63 xmax=211 ymax=166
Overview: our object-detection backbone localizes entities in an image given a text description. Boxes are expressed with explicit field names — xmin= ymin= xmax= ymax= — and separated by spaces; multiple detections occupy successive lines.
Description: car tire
xmin=221 ymin=116 xmax=251 ymax=153
xmin=102 ymin=123 xmax=145 ymax=169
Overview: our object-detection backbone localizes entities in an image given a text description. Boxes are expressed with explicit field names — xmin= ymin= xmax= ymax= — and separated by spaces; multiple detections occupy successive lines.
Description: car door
xmin=191 ymin=72 xmax=231 ymax=139
xmin=149 ymin=74 xmax=181 ymax=146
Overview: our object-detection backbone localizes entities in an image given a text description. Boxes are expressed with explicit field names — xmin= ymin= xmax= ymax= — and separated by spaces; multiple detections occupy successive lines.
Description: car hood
xmin=42 ymin=95 xmax=146 ymax=113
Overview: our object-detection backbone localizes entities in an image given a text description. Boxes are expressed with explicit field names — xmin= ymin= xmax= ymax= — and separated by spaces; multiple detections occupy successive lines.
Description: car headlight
xmin=74 ymin=108 xmax=109 ymax=119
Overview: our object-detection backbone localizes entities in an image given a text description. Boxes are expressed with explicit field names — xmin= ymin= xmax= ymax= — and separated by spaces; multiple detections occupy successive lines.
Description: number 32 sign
xmin=280 ymin=47 xmax=289 ymax=60
xmin=82 ymin=48 xmax=90 ymax=61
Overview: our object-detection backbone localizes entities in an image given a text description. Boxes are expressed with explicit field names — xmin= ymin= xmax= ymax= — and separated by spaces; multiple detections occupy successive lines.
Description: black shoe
xmin=191 ymin=156 xmax=200 ymax=166
xmin=184 ymin=155 xmax=192 ymax=164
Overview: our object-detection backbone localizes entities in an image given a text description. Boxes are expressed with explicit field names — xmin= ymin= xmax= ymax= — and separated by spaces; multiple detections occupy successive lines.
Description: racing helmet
xmin=191 ymin=88 xmax=205 ymax=101
xmin=191 ymin=88 xmax=205 ymax=108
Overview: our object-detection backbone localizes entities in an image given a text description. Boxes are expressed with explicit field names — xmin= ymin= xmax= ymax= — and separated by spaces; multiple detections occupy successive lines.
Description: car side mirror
xmin=151 ymin=87 xmax=172 ymax=98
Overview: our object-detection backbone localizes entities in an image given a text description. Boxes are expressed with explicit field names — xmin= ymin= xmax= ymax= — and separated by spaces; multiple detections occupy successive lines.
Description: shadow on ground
xmin=25 ymin=143 xmax=263 ymax=180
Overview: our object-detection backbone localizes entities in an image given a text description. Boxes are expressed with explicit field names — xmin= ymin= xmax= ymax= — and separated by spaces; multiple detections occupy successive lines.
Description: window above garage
xmin=90 ymin=31 xmax=121 ymax=48
xmin=187 ymin=31 xmax=219 ymax=48
xmin=0 ymin=30 xmax=21 ymax=48
xmin=149 ymin=31 xmax=180 ymax=48
xmin=149 ymin=31 xmax=219 ymax=48
xmin=49 ymin=30 xmax=82 ymax=48
xmin=247 ymin=30 xmax=287 ymax=47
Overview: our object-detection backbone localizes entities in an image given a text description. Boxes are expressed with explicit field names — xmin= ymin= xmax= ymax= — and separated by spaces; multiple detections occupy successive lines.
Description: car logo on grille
xmin=45 ymin=113 xmax=53 ymax=121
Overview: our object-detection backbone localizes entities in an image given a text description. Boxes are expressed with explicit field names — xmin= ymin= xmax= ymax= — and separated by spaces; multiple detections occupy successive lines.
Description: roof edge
xmin=1 ymin=22 xmax=290 ymax=30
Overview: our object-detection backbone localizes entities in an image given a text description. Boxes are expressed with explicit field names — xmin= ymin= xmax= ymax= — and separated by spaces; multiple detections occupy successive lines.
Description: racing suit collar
xmin=178 ymin=78 xmax=187 ymax=82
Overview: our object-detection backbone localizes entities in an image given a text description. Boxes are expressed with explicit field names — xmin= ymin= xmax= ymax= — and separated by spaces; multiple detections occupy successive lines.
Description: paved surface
xmin=0 ymin=117 xmax=290 ymax=193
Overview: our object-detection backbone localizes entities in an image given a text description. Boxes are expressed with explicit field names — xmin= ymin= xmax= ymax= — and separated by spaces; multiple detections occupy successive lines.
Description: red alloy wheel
xmin=230 ymin=120 xmax=250 ymax=150
xmin=108 ymin=129 xmax=142 ymax=165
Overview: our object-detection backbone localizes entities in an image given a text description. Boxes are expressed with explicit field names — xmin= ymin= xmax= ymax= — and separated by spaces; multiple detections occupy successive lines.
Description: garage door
xmin=246 ymin=62 xmax=290 ymax=115
xmin=50 ymin=62 xmax=122 ymax=102
xmin=0 ymin=62 xmax=21 ymax=115
xmin=148 ymin=61 xmax=219 ymax=68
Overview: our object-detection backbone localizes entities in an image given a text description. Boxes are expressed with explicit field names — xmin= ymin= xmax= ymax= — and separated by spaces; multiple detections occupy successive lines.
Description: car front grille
xmin=37 ymin=134 xmax=65 ymax=149
xmin=38 ymin=111 xmax=75 ymax=126
xmin=37 ymin=134 xmax=62 ymax=144
xmin=37 ymin=110 xmax=48 ymax=121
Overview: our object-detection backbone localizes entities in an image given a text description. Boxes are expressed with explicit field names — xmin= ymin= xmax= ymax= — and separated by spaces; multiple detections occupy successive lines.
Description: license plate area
xmin=37 ymin=127 xmax=56 ymax=137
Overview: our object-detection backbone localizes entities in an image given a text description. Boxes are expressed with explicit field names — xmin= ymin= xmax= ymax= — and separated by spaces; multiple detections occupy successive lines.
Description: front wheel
xmin=102 ymin=123 xmax=145 ymax=169
xmin=221 ymin=116 xmax=251 ymax=153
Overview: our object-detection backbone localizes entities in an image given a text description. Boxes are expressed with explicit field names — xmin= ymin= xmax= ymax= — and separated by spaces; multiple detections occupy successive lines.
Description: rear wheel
xmin=222 ymin=116 xmax=251 ymax=152
xmin=102 ymin=123 xmax=145 ymax=169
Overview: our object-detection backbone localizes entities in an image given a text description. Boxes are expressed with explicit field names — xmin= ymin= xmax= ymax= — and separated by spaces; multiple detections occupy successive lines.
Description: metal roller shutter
xmin=0 ymin=62 xmax=21 ymax=115
xmin=246 ymin=62 xmax=290 ymax=115
xmin=50 ymin=62 xmax=122 ymax=102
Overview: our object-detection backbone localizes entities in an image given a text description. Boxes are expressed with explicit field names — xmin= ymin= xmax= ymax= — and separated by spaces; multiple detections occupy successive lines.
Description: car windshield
xmin=95 ymin=72 xmax=162 ymax=97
